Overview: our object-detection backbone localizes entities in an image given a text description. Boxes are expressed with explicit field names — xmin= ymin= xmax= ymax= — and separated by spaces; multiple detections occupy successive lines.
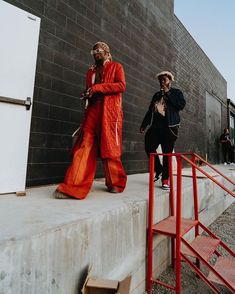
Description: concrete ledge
xmin=0 ymin=165 xmax=234 ymax=294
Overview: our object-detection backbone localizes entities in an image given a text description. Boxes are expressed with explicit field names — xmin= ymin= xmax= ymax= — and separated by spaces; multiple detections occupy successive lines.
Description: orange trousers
xmin=57 ymin=101 xmax=127 ymax=199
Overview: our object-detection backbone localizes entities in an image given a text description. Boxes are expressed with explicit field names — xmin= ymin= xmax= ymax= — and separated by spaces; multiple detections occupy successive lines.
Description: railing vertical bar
xmin=147 ymin=153 xmax=155 ymax=294
xmin=191 ymin=154 xmax=200 ymax=271
xmin=169 ymin=154 xmax=175 ymax=268
xmin=176 ymin=156 xmax=182 ymax=294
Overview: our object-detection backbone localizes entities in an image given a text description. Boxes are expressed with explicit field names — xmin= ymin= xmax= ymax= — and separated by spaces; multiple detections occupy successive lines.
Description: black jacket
xmin=140 ymin=87 xmax=186 ymax=129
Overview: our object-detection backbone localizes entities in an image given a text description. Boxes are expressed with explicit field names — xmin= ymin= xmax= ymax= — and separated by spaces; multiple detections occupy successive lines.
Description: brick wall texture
xmin=173 ymin=16 xmax=227 ymax=161
xmin=3 ymin=0 xmax=227 ymax=186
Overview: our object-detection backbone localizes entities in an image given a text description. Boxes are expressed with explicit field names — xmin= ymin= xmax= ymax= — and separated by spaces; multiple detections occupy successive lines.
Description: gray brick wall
xmin=173 ymin=16 xmax=227 ymax=162
xmin=3 ymin=0 xmax=227 ymax=185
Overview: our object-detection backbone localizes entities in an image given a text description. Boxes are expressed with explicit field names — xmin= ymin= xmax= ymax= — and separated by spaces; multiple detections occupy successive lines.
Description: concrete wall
xmin=0 ymin=201 xmax=147 ymax=294
xmin=0 ymin=170 xmax=234 ymax=294
xmin=3 ymin=0 xmax=227 ymax=186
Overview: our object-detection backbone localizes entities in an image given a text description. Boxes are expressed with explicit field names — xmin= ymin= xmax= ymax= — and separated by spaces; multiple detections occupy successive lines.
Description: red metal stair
xmin=153 ymin=216 xmax=197 ymax=237
xmin=208 ymin=256 xmax=235 ymax=290
xmin=147 ymin=153 xmax=235 ymax=294
xmin=181 ymin=235 xmax=220 ymax=261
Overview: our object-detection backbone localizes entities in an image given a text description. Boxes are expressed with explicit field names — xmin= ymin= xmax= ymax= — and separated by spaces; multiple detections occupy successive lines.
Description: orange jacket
xmin=76 ymin=61 xmax=126 ymax=158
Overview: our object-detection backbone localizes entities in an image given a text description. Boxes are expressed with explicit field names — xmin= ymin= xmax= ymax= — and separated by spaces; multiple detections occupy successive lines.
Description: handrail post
xmin=176 ymin=155 xmax=182 ymax=294
xmin=169 ymin=154 xmax=175 ymax=268
xmin=147 ymin=153 xmax=155 ymax=294
xmin=169 ymin=154 xmax=175 ymax=216
xmin=191 ymin=154 xmax=199 ymax=232
xmin=192 ymin=154 xmax=200 ymax=271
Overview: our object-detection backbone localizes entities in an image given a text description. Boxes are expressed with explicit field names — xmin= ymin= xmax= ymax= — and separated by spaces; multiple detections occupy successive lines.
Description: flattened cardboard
xmin=87 ymin=278 xmax=119 ymax=289
xmin=82 ymin=275 xmax=131 ymax=294
xmin=117 ymin=276 xmax=132 ymax=293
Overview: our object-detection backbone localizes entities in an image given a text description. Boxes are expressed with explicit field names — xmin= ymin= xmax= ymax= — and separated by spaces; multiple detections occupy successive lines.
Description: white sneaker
xmin=224 ymin=162 xmax=227 ymax=165
xmin=162 ymin=184 xmax=170 ymax=190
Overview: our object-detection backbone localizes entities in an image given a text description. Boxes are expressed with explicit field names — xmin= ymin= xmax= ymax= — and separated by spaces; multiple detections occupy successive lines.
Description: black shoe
xmin=154 ymin=174 xmax=162 ymax=182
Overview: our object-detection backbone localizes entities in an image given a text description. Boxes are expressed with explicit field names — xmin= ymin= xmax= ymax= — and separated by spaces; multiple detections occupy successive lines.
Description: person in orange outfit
xmin=54 ymin=42 xmax=127 ymax=199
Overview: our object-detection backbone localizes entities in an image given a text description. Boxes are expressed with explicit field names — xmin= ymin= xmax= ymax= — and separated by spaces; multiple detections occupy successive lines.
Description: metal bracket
xmin=24 ymin=97 xmax=32 ymax=110
xmin=0 ymin=96 xmax=32 ymax=110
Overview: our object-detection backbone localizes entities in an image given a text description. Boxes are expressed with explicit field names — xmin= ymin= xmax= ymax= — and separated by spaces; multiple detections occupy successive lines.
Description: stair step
xmin=152 ymin=216 xmax=197 ymax=237
xmin=208 ymin=256 xmax=235 ymax=290
xmin=182 ymin=236 xmax=220 ymax=261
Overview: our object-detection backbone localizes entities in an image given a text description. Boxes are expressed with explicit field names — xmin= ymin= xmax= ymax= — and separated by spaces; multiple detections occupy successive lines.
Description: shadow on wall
xmin=76 ymin=265 xmax=89 ymax=294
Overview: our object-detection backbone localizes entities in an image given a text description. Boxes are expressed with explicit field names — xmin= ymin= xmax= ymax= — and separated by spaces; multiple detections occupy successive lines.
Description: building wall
xmin=3 ymin=0 xmax=227 ymax=185
xmin=173 ymin=16 xmax=227 ymax=162
xmin=228 ymin=99 xmax=235 ymax=145
xmin=4 ymin=0 xmax=175 ymax=186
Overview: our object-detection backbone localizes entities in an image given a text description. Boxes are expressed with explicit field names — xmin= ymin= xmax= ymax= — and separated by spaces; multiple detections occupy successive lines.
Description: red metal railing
xmin=147 ymin=152 xmax=235 ymax=294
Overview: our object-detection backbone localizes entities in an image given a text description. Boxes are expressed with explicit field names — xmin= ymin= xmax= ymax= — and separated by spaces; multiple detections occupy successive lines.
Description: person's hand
xmin=140 ymin=127 xmax=145 ymax=134
xmin=161 ymin=85 xmax=169 ymax=94
xmin=81 ymin=88 xmax=93 ymax=99
xmin=85 ymin=88 xmax=93 ymax=98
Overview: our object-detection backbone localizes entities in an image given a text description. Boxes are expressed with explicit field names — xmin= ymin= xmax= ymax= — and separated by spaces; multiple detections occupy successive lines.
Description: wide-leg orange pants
xmin=57 ymin=101 xmax=127 ymax=199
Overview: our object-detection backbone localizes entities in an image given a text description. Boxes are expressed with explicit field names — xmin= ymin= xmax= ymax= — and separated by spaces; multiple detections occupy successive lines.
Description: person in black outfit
xmin=140 ymin=71 xmax=186 ymax=189
xmin=220 ymin=128 xmax=234 ymax=164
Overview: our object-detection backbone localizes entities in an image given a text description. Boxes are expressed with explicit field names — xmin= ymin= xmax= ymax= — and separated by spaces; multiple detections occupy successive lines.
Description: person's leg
xmin=145 ymin=127 xmax=162 ymax=178
xmin=228 ymin=145 xmax=234 ymax=163
xmin=102 ymin=158 xmax=127 ymax=193
xmin=57 ymin=134 xmax=97 ymax=199
xmin=56 ymin=103 xmax=102 ymax=199
xmin=222 ymin=146 xmax=228 ymax=163
xmin=161 ymin=127 xmax=177 ymax=182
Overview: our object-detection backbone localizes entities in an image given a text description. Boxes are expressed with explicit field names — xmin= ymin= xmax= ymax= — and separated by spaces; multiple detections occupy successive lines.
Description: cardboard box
xmin=82 ymin=275 xmax=131 ymax=294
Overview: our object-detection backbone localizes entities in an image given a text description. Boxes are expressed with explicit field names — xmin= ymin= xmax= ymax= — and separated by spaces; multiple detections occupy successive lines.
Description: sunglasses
xmin=90 ymin=48 xmax=105 ymax=55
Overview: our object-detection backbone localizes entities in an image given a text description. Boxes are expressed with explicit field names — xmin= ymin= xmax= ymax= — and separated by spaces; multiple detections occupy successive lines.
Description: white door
xmin=0 ymin=1 xmax=40 ymax=194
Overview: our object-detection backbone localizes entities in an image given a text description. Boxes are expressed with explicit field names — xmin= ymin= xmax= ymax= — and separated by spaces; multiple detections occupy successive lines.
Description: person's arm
xmin=91 ymin=63 xmax=126 ymax=94
xmin=220 ymin=138 xmax=228 ymax=143
xmin=140 ymin=110 xmax=151 ymax=133
xmin=220 ymin=134 xmax=223 ymax=143
xmin=140 ymin=94 xmax=157 ymax=132
xmin=227 ymin=136 xmax=232 ymax=145
xmin=166 ymin=89 xmax=186 ymax=110
xmin=220 ymin=134 xmax=232 ymax=144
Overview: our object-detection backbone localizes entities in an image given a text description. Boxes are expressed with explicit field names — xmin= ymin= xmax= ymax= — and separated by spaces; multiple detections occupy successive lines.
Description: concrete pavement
xmin=0 ymin=165 xmax=234 ymax=294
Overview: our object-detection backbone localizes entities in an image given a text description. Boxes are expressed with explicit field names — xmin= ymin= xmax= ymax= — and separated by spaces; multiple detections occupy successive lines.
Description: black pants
xmin=145 ymin=126 xmax=178 ymax=180
xmin=222 ymin=145 xmax=234 ymax=163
